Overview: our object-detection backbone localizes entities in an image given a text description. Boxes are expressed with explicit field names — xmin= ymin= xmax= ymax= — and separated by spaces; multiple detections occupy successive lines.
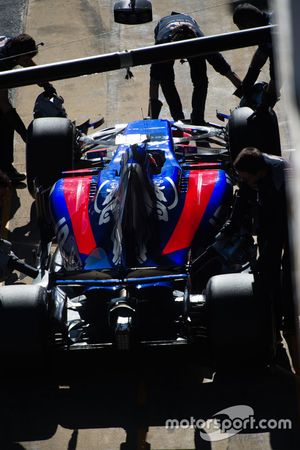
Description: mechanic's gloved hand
xmin=250 ymin=256 xmax=263 ymax=277
xmin=40 ymin=82 xmax=57 ymax=98
xmin=252 ymin=99 xmax=271 ymax=116
xmin=251 ymin=82 xmax=278 ymax=114
xmin=233 ymin=85 xmax=244 ymax=99
xmin=264 ymin=82 xmax=279 ymax=109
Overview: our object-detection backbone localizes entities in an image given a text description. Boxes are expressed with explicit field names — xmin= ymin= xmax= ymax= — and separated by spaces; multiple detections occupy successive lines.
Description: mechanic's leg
xmin=149 ymin=64 xmax=163 ymax=118
xmin=0 ymin=113 xmax=14 ymax=172
xmin=257 ymin=236 xmax=294 ymax=369
xmin=259 ymin=260 xmax=283 ymax=328
xmin=153 ymin=61 xmax=184 ymax=121
xmin=256 ymin=261 xmax=290 ymax=370
xmin=282 ymin=248 xmax=300 ymax=373
xmin=188 ymin=57 xmax=208 ymax=125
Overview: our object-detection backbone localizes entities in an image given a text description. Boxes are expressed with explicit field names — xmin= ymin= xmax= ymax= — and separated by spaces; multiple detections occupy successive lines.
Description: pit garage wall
xmin=274 ymin=0 xmax=300 ymax=357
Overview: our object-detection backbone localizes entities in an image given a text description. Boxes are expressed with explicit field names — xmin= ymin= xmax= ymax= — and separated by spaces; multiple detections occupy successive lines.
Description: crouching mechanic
xmin=232 ymin=3 xmax=279 ymax=108
xmin=149 ymin=12 xmax=242 ymax=124
xmin=0 ymin=33 xmax=56 ymax=182
xmin=220 ymin=147 xmax=298 ymax=371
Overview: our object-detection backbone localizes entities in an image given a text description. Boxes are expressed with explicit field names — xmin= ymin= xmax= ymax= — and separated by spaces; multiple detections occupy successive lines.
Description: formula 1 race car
xmin=0 ymin=99 xmax=278 ymax=374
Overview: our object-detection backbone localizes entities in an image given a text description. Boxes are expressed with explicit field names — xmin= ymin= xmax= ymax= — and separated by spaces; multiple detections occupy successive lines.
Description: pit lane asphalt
xmin=0 ymin=1 xmax=299 ymax=449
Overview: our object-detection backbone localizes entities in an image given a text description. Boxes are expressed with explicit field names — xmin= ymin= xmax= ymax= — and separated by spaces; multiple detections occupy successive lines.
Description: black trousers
xmin=150 ymin=56 xmax=208 ymax=124
xmin=257 ymin=223 xmax=295 ymax=332
xmin=0 ymin=113 xmax=14 ymax=171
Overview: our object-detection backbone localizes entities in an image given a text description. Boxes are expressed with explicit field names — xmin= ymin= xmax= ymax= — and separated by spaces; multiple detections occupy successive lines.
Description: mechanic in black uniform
xmin=149 ymin=12 xmax=242 ymax=125
xmin=233 ymin=3 xmax=279 ymax=107
xmin=0 ymin=34 xmax=56 ymax=182
xmin=0 ymin=169 xmax=12 ymax=234
xmin=222 ymin=147 xmax=298 ymax=371
xmin=0 ymin=169 xmax=11 ymax=206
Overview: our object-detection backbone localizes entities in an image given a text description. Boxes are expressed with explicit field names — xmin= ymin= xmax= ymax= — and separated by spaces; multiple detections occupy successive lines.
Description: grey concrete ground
xmin=0 ymin=0 xmax=28 ymax=36
xmin=0 ymin=1 xmax=299 ymax=449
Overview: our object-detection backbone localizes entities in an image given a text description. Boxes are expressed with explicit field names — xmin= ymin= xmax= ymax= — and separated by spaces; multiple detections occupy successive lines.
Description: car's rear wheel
xmin=206 ymin=273 xmax=276 ymax=370
xmin=0 ymin=285 xmax=48 ymax=371
xmin=26 ymin=117 xmax=76 ymax=197
xmin=228 ymin=106 xmax=281 ymax=161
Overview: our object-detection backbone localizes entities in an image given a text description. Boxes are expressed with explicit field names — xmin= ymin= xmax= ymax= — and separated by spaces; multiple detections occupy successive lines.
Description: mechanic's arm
xmin=225 ymin=70 xmax=242 ymax=89
xmin=263 ymin=52 xmax=280 ymax=107
xmin=234 ymin=47 xmax=269 ymax=98
xmin=218 ymin=184 xmax=256 ymax=237
xmin=229 ymin=184 xmax=256 ymax=228
xmin=206 ymin=52 xmax=241 ymax=88
xmin=0 ymin=89 xmax=27 ymax=142
xmin=17 ymin=57 xmax=57 ymax=95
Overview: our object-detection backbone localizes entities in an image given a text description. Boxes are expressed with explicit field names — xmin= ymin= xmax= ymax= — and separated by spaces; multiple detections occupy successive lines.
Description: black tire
xmin=228 ymin=106 xmax=281 ymax=161
xmin=206 ymin=273 xmax=275 ymax=369
xmin=26 ymin=117 xmax=76 ymax=197
xmin=0 ymin=285 xmax=48 ymax=358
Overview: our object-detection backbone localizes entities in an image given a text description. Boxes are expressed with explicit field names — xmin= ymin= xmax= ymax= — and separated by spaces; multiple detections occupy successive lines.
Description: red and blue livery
xmin=49 ymin=119 xmax=232 ymax=274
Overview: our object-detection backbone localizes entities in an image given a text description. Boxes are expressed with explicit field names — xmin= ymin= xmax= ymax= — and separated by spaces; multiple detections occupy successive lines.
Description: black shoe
xmin=5 ymin=165 xmax=26 ymax=183
xmin=190 ymin=118 xmax=209 ymax=126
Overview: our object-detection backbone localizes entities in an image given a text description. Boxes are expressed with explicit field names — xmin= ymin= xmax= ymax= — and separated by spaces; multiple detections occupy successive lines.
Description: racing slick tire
xmin=206 ymin=273 xmax=275 ymax=369
xmin=0 ymin=285 xmax=48 ymax=366
xmin=228 ymin=106 xmax=281 ymax=161
xmin=26 ymin=117 xmax=76 ymax=197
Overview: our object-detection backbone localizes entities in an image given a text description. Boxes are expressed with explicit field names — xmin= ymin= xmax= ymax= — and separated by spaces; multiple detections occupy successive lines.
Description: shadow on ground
xmin=0 ymin=360 xmax=299 ymax=450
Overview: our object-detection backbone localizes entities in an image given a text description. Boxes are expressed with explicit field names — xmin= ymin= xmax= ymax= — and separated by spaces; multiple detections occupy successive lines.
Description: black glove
xmin=242 ymin=66 xmax=261 ymax=95
xmin=5 ymin=109 xmax=27 ymax=142
xmin=233 ymin=85 xmax=243 ymax=99
xmin=39 ymin=82 xmax=57 ymax=97
xmin=263 ymin=82 xmax=279 ymax=109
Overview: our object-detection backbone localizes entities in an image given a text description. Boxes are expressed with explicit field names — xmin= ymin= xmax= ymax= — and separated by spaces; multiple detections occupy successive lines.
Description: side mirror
xmin=114 ymin=0 xmax=153 ymax=25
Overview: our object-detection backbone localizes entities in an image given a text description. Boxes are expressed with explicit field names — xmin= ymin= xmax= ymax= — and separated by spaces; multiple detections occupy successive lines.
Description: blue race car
xmin=0 ymin=111 xmax=275 ymax=372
